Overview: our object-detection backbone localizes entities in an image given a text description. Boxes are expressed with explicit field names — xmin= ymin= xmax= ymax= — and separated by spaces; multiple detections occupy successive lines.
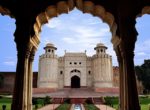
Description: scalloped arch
xmin=0 ymin=6 xmax=11 ymax=16
xmin=0 ymin=6 xmax=15 ymax=18
xmin=136 ymin=6 xmax=150 ymax=18
xmin=70 ymin=72 xmax=81 ymax=78
xmin=34 ymin=0 xmax=119 ymax=47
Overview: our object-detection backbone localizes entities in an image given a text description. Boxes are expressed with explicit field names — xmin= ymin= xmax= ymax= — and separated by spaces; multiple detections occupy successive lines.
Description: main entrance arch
xmin=71 ymin=75 xmax=80 ymax=88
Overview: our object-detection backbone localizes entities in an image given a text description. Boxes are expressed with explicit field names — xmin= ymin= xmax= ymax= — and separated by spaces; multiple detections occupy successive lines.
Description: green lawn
xmin=0 ymin=97 xmax=44 ymax=110
xmin=32 ymin=98 xmax=47 ymax=110
xmin=0 ymin=97 xmax=12 ymax=110
xmin=84 ymin=104 xmax=99 ymax=110
xmin=139 ymin=96 xmax=150 ymax=110
xmin=55 ymin=104 xmax=70 ymax=110
xmin=104 ymin=96 xmax=150 ymax=110
xmin=104 ymin=96 xmax=119 ymax=109
xmin=0 ymin=96 xmax=150 ymax=110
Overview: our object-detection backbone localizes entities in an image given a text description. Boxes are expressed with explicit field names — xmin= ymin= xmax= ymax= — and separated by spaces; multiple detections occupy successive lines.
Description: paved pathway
xmin=95 ymin=104 xmax=116 ymax=110
xmin=81 ymin=104 xmax=85 ymax=110
xmin=37 ymin=104 xmax=60 ymax=110
xmin=70 ymin=104 xmax=74 ymax=110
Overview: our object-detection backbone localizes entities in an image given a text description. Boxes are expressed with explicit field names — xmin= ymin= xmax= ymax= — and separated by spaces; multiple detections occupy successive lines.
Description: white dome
xmin=46 ymin=43 xmax=54 ymax=47
xmin=44 ymin=43 xmax=57 ymax=50
xmin=96 ymin=43 xmax=105 ymax=47
xmin=95 ymin=43 xmax=107 ymax=49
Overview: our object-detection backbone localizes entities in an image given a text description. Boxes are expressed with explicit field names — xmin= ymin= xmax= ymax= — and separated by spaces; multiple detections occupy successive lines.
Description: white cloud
xmin=46 ymin=18 xmax=61 ymax=28
xmin=143 ymin=39 xmax=150 ymax=48
xmin=38 ymin=8 xmax=117 ymax=67
xmin=42 ymin=37 xmax=53 ymax=45
xmin=62 ymin=37 xmax=75 ymax=44
xmin=4 ymin=61 xmax=16 ymax=66
xmin=3 ymin=56 xmax=16 ymax=66
xmin=45 ymin=20 xmax=111 ymax=46
xmin=136 ymin=52 xmax=146 ymax=56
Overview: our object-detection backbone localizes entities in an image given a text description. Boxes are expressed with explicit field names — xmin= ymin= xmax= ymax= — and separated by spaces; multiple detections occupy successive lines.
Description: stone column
xmin=115 ymin=46 xmax=124 ymax=110
xmin=11 ymin=17 xmax=37 ymax=110
xmin=27 ymin=47 xmax=36 ymax=110
xmin=11 ymin=44 xmax=32 ymax=110
xmin=117 ymin=17 xmax=140 ymax=110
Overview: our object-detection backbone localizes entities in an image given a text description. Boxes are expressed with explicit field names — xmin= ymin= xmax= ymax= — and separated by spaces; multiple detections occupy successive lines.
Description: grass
xmin=32 ymin=104 xmax=43 ymax=110
xmin=104 ymin=96 xmax=150 ymax=110
xmin=104 ymin=96 xmax=119 ymax=109
xmin=32 ymin=98 xmax=49 ymax=110
xmin=0 ymin=96 xmax=150 ymax=110
xmin=0 ymin=97 xmax=12 ymax=110
xmin=84 ymin=104 xmax=99 ymax=110
xmin=55 ymin=104 xmax=70 ymax=110
xmin=0 ymin=97 xmax=44 ymax=110
xmin=139 ymin=96 xmax=150 ymax=110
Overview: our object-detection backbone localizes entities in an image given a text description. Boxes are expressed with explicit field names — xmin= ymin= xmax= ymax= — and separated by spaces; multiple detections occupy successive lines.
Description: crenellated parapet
xmin=92 ymin=54 xmax=112 ymax=59
xmin=39 ymin=54 xmax=58 ymax=59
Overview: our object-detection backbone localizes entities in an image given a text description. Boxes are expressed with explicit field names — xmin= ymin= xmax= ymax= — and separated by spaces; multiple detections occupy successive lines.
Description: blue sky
xmin=0 ymin=8 xmax=149 ymax=71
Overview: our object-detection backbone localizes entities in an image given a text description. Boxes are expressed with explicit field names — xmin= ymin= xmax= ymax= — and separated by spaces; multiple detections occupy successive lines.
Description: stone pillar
xmin=11 ymin=17 xmax=37 ymax=110
xmin=27 ymin=47 xmax=36 ymax=110
xmin=115 ymin=46 xmax=124 ymax=110
xmin=116 ymin=17 xmax=140 ymax=110
xmin=11 ymin=44 xmax=32 ymax=110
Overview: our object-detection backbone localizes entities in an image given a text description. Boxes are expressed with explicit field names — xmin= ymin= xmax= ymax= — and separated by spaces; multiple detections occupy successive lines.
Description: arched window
xmin=101 ymin=49 xmax=103 ymax=52
xmin=88 ymin=71 xmax=91 ymax=75
xmin=60 ymin=71 xmax=63 ymax=75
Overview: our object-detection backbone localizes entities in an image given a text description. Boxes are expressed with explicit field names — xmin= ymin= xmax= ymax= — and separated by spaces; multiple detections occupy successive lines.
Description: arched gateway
xmin=38 ymin=43 xmax=113 ymax=89
xmin=71 ymin=75 xmax=80 ymax=88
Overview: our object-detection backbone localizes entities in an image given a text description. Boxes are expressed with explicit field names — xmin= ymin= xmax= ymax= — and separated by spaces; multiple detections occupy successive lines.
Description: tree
xmin=32 ymin=98 xmax=38 ymax=105
xmin=32 ymin=98 xmax=38 ymax=109
xmin=135 ymin=59 xmax=150 ymax=93
xmin=0 ymin=74 xmax=4 ymax=88
xmin=43 ymin=96 xmax=51 ymax=105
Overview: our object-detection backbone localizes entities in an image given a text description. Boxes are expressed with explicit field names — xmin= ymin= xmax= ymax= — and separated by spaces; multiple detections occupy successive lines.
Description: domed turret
xmin=93 ymin=43 xmax=113 ymax=88
xmin=38 ymin=43 xmax=58 ymax=88
xmin=94 ymin=43 xmax=107 ymax=54
xmin=44 ymin=43 xmax=57 ymax=55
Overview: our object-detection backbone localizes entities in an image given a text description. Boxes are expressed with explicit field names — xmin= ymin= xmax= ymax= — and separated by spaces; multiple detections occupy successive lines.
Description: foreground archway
xmin=71 ymin=75 xmax=80 ymax=88
xmin=1 ymin=0 xmax=148 ymax=110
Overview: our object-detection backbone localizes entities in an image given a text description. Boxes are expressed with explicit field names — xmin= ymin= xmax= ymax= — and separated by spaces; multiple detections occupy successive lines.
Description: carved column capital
xmin=116 ymin=16 xmax=138 ymax=49
xmin=119 ymin=42 xmax=135 ymax=60
xmin=29 ymin=47 xmax=37 ymax=62
xmin=25 ymin=48 xmax=31 ymax=59
xmin=17 ymin=43 xmax=33 ymax=59
xmin=114 ymin=46 xmax=122 ymax=63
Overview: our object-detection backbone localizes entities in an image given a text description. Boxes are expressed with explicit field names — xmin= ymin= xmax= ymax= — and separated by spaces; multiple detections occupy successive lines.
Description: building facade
xmin=0 ymin=44 xmax=143 ymax=94
xmin=37 ymin=43 xmax=113 ymax=89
